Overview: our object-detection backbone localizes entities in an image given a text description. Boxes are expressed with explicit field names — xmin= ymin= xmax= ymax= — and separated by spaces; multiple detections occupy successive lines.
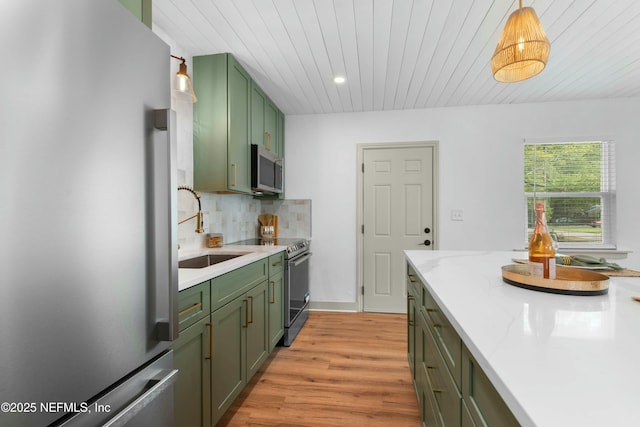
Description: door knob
xmin=423 ymin=240 xmax=431 ymax=246
xmin=424 ymin=227 xmax=431 ymax=234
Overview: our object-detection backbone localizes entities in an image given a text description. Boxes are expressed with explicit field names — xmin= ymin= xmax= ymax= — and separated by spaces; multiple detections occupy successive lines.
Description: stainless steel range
xmin=233 ymin=238 xmax=311 ymax=346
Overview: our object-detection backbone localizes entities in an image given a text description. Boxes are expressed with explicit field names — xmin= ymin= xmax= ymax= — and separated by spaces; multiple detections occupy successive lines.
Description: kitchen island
xmin=405 ymin=250 xmax=640 ymax=427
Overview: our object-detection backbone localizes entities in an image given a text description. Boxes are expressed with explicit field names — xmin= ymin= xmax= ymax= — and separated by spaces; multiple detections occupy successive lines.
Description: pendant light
xmin=170 ymin=55 xmax=197 ymax=103
xmin=491 ymin=0 xmax=550 ymax=83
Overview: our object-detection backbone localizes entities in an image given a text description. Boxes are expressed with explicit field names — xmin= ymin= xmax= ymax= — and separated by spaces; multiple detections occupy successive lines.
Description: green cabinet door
xmin=268 ymin=271 xmax=284 ymax=351
xmin=250 ymin=82 xmax=266 ymax=148
xmin=264 ymin=98 xmax=278 ymax=153
xmin=173 ymin=316 xmax=212 ymax=427
xmin=407 ymin=281 xmax=417 ymax=378
xmin=276 ymin=108 xmax=285 ymax=160
xmin=211 ymin=295 xmax=246 ymax=425
xmin=227 ymin=55 xmax=251 ymax=193
xmin=250 ymin=81 xmax=279 ymax=154
xmin=461 ymin=346 xmax=519 ymax=427
xmin=246 ymin=281 xmax=269 ymax=382
xmin=193 ymin=53 xmax=251 ymax=194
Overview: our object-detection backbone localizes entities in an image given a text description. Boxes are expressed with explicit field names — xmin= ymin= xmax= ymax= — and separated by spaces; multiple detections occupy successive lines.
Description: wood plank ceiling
xmin=153 ymin=0 xmax=640 ymax=115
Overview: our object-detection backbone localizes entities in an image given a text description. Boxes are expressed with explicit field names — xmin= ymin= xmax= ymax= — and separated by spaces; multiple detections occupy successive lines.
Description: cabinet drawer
xmin=422 ymin=288 xmax=462 ymax=389
xmin=178 ymin=281 xmax=211 ymax=331
xmin=268 ymin=251 xmax=285 ymax=276
xmin=407 ymin=276 xmax=419 ymax=300
xmin=211 ymin=259 xmax=268 ymax=312
xmin=407 ymin=264 xmax=420 ymax=294
xmin=462 ymin=346 xmax=519 ymax=427
xmin=422 ymin=310 xmax=461 ymax=427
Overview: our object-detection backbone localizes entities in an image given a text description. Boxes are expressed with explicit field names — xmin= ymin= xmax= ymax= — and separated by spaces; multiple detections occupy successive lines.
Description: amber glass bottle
xmin=528 ymin=201 xmax=556 ymax=279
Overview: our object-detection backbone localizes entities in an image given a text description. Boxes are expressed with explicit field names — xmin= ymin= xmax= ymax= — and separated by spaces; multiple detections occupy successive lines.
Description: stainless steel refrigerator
xmin=0 ymin=1 xmax=179 ymax=426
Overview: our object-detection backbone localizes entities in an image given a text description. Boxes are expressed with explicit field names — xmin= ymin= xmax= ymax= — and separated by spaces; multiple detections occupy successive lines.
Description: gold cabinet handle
xmin=248 ymin=295 xmax=254 ymax=325
xmin=271 ymin=261 xmax=282 ymax=267
xmin=407 ymin=295 xmax=415 ymax=326
xmin=425 ymin=366 xmax=442 ymax=394
xmin=231 ymin=163 xmax=237 ymax=187
xmin=426 ymin=308 xmax=437 ymax=313
xmin=270 ymin=281 xmax=275 ymax=304
xmin=408 ymin=274 xmax=417 ymax=283
xmin=265 ymin=131 xmax=271 ymax=151
xmin=179 ymin=302 xmax=202 ymax=317
xmin=243 ymin=299 xmax=249 ymax=328
xmin=433 ymin=323 xmax=443 ymax=328
xmin=205 ymin=322 xmax=213 ymax=360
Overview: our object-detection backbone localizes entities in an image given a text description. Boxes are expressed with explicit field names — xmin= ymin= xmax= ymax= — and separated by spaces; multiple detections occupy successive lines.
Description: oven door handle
xmin=290 ymin=253 xmax=311 ymax=267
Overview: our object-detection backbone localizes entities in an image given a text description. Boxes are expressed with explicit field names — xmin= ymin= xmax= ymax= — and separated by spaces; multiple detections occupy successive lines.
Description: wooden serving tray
xmin=501 ymin=264 xmax=609 ymax=296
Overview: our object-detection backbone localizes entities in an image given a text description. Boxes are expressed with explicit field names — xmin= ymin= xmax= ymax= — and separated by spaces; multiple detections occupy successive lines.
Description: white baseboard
xmin=308 ymin=300 xmax=358 ymax=312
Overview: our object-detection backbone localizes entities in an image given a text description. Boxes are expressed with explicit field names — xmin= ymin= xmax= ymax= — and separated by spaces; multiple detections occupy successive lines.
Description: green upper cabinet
xmin=276 ymin=108 xmax=285 ymax=160
xmin=250 ymin=81 xmax=283 ymax=158
xmin=117 ymin=0 xmax=152 ymax=28
xmin=193 ymin=52 xmax=285 ymax=195
xmin=193 ymin=53 xmax=252 ymax=193
xmin=264 ymin=99 xmax=278 ymax=154
xmin=250 ymin=82 xmax=266 ymax=148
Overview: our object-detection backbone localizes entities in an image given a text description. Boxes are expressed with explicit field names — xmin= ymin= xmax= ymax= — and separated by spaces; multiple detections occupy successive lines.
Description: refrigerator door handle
xmin=153 ymin=109 xmax=179 ymax=342
xmin=103 ymin=368 xmax=179 ymax=427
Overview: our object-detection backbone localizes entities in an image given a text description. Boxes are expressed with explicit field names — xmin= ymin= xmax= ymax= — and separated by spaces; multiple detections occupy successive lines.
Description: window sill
xmin=558 ymin=248 xmax=631 ymax=260
xmin=517 ymin=248 xmax=631 ymax=260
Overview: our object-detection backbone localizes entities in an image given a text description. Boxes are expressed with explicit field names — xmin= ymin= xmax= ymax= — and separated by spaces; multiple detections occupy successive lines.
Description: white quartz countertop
xmin=404 ymin=250 xmax=640 ymax=427
xmin=178 ymin=245 xmax=286 ymax=291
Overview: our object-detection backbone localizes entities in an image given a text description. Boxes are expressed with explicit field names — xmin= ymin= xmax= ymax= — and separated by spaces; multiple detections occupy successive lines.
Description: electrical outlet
xmin=451 ymin=209 xmax=464 ymax=221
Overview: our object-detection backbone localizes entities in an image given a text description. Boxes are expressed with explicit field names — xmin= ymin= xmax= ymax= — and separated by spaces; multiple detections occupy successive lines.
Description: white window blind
xmin=524 ymin=140 xmax=616 ymax=249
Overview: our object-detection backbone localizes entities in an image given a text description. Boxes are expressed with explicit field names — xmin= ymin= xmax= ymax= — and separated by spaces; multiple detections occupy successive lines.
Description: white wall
xmin=284 ymin=98 xmax=640 ymax=305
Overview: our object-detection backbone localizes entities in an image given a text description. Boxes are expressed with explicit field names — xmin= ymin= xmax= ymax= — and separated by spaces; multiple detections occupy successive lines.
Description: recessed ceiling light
xmin=333 ymin=76 xmax=346 ymax=84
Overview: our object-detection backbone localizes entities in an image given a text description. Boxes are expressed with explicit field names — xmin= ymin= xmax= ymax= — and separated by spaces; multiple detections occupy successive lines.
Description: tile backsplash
xmin=178 ymin=189 xmax=312 ymax=250
xmin=261 ymin=199 xmax=312 ymax=239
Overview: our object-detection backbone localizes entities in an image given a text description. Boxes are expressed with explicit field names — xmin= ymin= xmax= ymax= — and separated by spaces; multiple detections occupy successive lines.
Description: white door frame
xmin=356 ymin=141 xmax=440 ymax=312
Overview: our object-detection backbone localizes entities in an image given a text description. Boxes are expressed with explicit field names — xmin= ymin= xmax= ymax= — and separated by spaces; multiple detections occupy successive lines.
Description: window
xmin=524 ymin=139 xmax=616 ymax=249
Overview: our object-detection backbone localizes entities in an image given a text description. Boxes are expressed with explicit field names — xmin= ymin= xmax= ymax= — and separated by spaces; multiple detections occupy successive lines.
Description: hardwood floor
xmin=218 ymin=311 xmax=421 ymax=426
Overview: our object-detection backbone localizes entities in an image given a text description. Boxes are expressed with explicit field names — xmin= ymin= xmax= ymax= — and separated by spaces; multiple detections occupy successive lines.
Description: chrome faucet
xmin=178 ymin=185 xmax=204 ymax=233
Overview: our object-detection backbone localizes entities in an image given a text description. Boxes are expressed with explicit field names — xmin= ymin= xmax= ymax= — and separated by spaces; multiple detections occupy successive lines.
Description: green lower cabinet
xmin=408 ymin=263 xmax=519 ymax=427
xmin=246 ymin=281 xmax=269 ymax=381
xmin=175 ymin=258 xmax=282 ymax=425
xmin=211 ymin=294 xmax=246 ymax=425
xmin=268 ymin=271 xmax=284 ymax=351
xmin=173 ymin=316 xmax=211 ymax=427
xmin=462 ymin=400 xmax=477 ymax=427
xmin=211 ymin=280 xmax=269 ymax=425
xmin=417 ymin=311 xmax=439 ymax=427
xmin=424 ymin=319 xmax=461 ymax=426
xmin=462 ymin=346 xmax=519 ymax=427
xmin=407 ymin=275 xmax=418 ymax=385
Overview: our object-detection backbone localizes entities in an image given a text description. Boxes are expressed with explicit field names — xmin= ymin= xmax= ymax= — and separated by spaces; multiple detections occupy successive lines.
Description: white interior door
xmin=362 ymin=145 xmax=435 ymax=313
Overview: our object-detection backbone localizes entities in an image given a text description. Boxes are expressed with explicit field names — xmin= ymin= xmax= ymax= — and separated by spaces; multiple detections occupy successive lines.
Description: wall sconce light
xmin=491 ymin=0 xmax=550 ymax=83
xmin=170 ymin=55 xmax=197 ymax=103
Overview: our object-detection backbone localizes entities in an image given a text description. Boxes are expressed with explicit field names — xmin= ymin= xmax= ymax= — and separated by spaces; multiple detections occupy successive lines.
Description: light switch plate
xmin=451 ymin=209 xmax=464 ymax=221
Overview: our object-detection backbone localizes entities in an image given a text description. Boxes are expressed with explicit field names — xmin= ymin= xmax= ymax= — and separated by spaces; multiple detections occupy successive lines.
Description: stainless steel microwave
xmin=251 ymin=144 xmax=283 ymax=194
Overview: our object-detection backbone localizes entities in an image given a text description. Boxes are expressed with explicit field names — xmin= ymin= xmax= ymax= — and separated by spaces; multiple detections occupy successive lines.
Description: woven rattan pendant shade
xmin=491 ymin=5 xmax=550 ymax=83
